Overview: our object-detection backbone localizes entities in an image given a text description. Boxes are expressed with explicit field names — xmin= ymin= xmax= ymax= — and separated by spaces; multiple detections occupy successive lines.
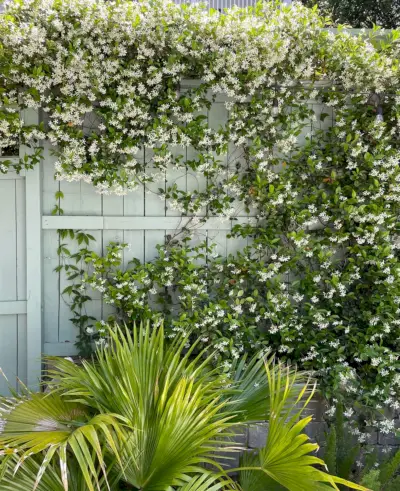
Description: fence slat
xmin=0 ymin=316 xmax=17 ymax=393
xmin=24 ymin=109 xmax=42 ymax=391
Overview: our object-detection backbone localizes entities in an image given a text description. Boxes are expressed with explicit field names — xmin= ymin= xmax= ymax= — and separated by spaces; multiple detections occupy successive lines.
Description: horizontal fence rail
xmin=42 ymin=216 xmax=251 ymax=230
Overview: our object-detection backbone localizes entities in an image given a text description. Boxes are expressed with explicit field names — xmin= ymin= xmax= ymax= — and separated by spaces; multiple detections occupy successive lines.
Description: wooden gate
xmin=0 ymin=109 xmax=42 ymax=394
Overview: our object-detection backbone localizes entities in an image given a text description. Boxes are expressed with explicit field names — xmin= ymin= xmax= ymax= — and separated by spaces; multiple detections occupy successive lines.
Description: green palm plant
xmin=0 ymin=392 xmax=124 ymax=490
xmin=0 ymin=455 xmax=115 ymax=491
xmin=44 ymin=325 xmax=236 ymax=490
xmin=238 ymin=364 xmax=368 ymax=491
xmin=0 ymin=322 xmax=370 ymax=491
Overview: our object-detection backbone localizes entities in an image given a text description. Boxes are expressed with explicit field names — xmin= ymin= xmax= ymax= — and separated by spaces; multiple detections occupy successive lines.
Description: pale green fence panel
xmin=0 ymin=170 xmax=27 ymax=394
xmin=0 ymin=109 xmax=41 ymax=394
xmin=0 ymin=88 xmax=332 ymax=390
xmin=39 ymin=86 xmax=333 ymax=357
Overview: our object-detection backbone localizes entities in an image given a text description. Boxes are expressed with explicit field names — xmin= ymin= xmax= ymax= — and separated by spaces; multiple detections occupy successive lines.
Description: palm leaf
xmin=0 ymin=456 xmax=64 ymax=491
xmin=239 ymin=362 xmax=370 ymax=491
xmin=239 ymin=450 xmax=286 ymax=491
xmin=46 ymin=323 xmax=236 ymax=490
xmin=175 ymin=473 xmax=237 ymax=491
xmin=225 ymin=353 xmax=310 ymax=423
xmin=0 ymin=393 xmax=124 ymax=491
xmin=0 ymin=455 xmax=115 ymax=491
xmin=1 ymin=322 xmax=369 ymax=491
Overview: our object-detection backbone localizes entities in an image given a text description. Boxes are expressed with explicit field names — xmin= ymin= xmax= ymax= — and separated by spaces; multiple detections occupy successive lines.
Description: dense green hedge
xmin=302 ymin=0 xmax=400 ymax=29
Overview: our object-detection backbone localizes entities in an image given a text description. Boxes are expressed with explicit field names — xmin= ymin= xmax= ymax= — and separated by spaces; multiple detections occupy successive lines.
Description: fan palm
xmin=238 ymin=363 xmax=368 ymax=491
xmin=0 ymin=454 xmax=115 ymax=491
xmin=0 ymin=391 xmax=124 ymax=490
xmin=0 ymin=322 xmax=369 ymax=491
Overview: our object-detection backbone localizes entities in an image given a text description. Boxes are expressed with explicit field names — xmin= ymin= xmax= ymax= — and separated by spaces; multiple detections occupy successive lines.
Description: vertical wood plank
xmin=0 ymin=181 xmax=17 ymax=301
xmin=16 ymin=178 xmax=27 ymax=388
xmin=43 ymin=230 xmax=59 ymax=343
xmin=166 ymin=144 xmax=186 ymax=217
xmin=63 ymin=181 xmax=103 ymax=215
xmin=123 ymin=231 xmax=144 ymax=267
xmin=16 ymin=179 xmax=27 ymax=300
xmin=185 ymin=104 xmax=209 ymax=217
xmin=208 ymin=229 xmax=228 ymax=258
xmin=124 ymin=150 xmax=145 ymax=216
xmin=58 ymin=230 xmax=102 ymax=344
xmin=17 ymin=314 xmax=27 ymax=386
xmin=145 ymin=230 xmax=165 ymax=262
xmin=24 ymin=108 xmax=42 ymax=391
xmin=41 ymin=145 xmax=59 ymax=215
xmin=103 ymin=194 xmax=124 ymax=216
xmin=144 ymin=148 xmax=165 ymax=217
xmin=0 ymin=316 xmax=17 ymax=394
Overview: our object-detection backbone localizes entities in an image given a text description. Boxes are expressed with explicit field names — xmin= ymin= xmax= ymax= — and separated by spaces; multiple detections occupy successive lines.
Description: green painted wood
xmin=0 ymin=315 xmax=18 ymax=394
xmin=0 ymin=178 xmax=18 ymax=394
xmin=42 ymin=215 xmax=249 ymax=230
xmin=16 ymin=178 xmax=28 ymax=388
xmin=0 ymin=301 xmax=27 ymax=315
xmin=43 ymin=342 xmax=80 ymax=356
xmin=0 ymin=180 xmax=17 ymax=301
xmin=23 ymin=109 xmax=42 ymax=391
xmin=0 ymin=174 xmax=28 ymax=394
xmin=39 ymin=89 xmax=333 ymax=356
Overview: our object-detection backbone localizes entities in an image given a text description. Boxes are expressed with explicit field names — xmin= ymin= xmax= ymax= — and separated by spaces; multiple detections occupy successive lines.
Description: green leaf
xmin=0 ymin=393 xmax=124 ymax=491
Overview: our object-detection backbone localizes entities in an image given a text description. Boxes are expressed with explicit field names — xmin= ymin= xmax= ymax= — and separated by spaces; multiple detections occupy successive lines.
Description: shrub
xmin=0 ymin=323 xmax=367 ymax=491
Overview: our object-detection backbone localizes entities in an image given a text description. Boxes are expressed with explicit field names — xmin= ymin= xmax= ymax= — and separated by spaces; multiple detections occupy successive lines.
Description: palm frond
xmin=0 ymin=322 xmax=368 ymax=491
xmin=0 ymin=393 xmax=124 ymax=491
xmin=175 ymin=472 xmax=237 ymax=491
xmin=239 ymin=362 xmax=370 ymax=491
xmin=46 ymin=323 xmax=237 ymax=490
xmin=0 ymin=455 xmax=115 ymax=491
xmin=47 ymin=324 xmax=221 ymax=420
xmin=0 ymin=456 xmax=64 ymax=491
xmin=225 ymin=353 xmax=310 ymax=423
xmin=239 ymin=450 xmax=286 ymax=491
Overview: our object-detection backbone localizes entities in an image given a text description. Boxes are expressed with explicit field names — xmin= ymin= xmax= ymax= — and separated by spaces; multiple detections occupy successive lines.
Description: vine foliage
xmin=1 ymin=0 xmax=400 ymax=428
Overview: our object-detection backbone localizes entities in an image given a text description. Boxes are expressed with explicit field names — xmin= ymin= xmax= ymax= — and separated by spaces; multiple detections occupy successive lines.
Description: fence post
xmin=23 ymin=108 xmax=43 ymax=391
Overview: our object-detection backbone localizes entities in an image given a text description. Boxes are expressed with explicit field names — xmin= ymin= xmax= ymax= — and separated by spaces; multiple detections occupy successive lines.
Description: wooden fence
xmin=0 ymin=84 xmax=332 ymax=394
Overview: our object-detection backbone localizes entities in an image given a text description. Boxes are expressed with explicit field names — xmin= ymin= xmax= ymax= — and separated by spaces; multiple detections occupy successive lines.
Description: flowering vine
xmin=1 ymin=0 xmax=400 ymax=434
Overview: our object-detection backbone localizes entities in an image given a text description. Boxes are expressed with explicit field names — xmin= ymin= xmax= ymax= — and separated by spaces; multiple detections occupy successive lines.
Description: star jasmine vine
xmin=1 ymin=0 xmax=400 ymax=436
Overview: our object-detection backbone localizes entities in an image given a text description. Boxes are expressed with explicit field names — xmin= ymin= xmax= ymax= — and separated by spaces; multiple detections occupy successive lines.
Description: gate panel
xmin=0 ymin=173 xmax=27 ymax=394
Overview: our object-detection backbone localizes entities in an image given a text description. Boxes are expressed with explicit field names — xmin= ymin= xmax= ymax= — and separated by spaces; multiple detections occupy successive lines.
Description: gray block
xmin=213 ymin=449 xmax=241 ymax=470
xmin=304 ymin=421 xmax=328 ymax=445
xmin=228 ymin=425 xmax=248 ymax=447
xmin=377 ymin=445 xmax=400 ymax=460
xmin=301 ymin=395 xmax=328 ymax=422
xmin=248 ymin=423 xmax=269 ymax=448
xmin=378 ymin=433 xmax=400 ymax=446
xmin=365 ymin=430 xmax=378 ymax=445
